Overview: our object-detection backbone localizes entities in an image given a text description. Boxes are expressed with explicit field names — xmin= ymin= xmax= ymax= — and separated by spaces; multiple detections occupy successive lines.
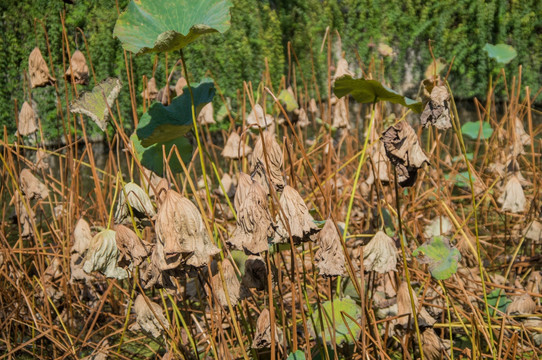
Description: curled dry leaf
xmin=315 ymin=219 xmax=346 ymax=277
xmin=381 ymin=121 xmax=429 ymax=187
xmin=252 ymin=308 xmax=283 ymax=349
xmin=115 ymin=182 xmax=156 ymax=223
xmin=420 ymin=85 xmax=451 ymax=130
xmin=273 ymin=185 xmax=319 ymax=244
xmin=363 ymin=230 xmax=397 ymax=274
xmin=20 ymin=169 xmax=49 ymax=200
xmin=228 ymin=182 xmax=274 ymax=254
xmin=175 ymin=77 xmax=187 ymax=97
xmin=247 ymin=104 xmax=274 ymax=128
xmin=208 ymin=259 xmax=241 ymax=307
xmin=498 ymin=175 xmax=526 ymax=213
xmin=18 ymin=102 xmax=38 ymax=136
xmin=83 ymin=229 xmax=127 ymax=280
xmin=43 ymin=257 xmax=64 ymax=303
xmin=131 ymin=294 xmax=169 ymax=338
xmin=332 ymin=97 xmax=350 ymax=129
xmin=156 ymin=190 xmax=219 ymax=269
xmin=71 ymin=218 xmax=93 ymax=282
xmin=139 ymin=243 xmax=180 ymax=290
xmin=250 ymin=131 xmax=284 ymax=194
xmin=242 ymin=255 xmax=267 ymax=291
xmin=115 ymin=224 xmax=152 ymax=268
xmin=11 ymin=193 xmax=34 ymax=237
xmin=514 ymin=117 xmax=531 ymax=146
xmin=222 ymin=132 xmax=252 ymax=159
xmin=524 ymin=220 xmax=542 ymax=244
xmin=197 ymin=102 xmax=215 ymax=125
xmin=65 ymin=50 xmax=89 ymax=85
xmin=234 ymin=172 xmax=253 ymax=213
xmin=507 ymin=293 xmax=536 ymax=315
xmin=366 ymin=143 xmax=390 ymax=185
xmin=28 ymin=47 xmax=55 ymax=88
xmin=421 ymin=328 xmax=451 ymax=360
xmin=396 ymin=282 xmax=436 ymax=329
xmin=141 ymin=77 xmax=158 ymax=100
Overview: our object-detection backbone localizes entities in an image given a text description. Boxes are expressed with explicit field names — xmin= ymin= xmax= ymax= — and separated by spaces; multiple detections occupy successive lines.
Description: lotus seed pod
xmin=498 ymin=175 xmax=526 ymax=213
xmin=222 ymin=132 xmax=252 ymax=159
xmin=247 ymin=104 xmax=274 ymax=128
xmin=115 ymin=182 xmax=156 ymax=223
xmin=315 ymin=219 xmax=346 ymax=277
xmin=65 ymin=50 xmax=89 ymax=85
xmin=250 ymin=131 xmax=284 ymax=194
xmin=28 ymin=47 xmax=55 ymax=88
xmin=132 ymin=294 xmax=169 ymax=338
xmin=83 ymin=229 xmax=127 ymax=280
xmin=18 ymin=102 xmax=38 ymax=136
xmin=363 ymin=230 xmax=397 ymax=274
xmin=208 ymin=259 xmax=241 ymax=307
xmin=273 ymin=185 xmax=319 ymax=244
xmin=20 ymin=169 xmax=48 ymax=200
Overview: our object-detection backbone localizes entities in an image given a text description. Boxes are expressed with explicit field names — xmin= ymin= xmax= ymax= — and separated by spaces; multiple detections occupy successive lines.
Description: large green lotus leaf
xmin=413 ymin=236 xmax=461 ymax=280
xmin=333 ymin=75 xmax=422 ymax=113
xmin=278 ymin=89 xmax=298 ymax=112
xmin=483 ymin=43 xmax=517 ymax=65
xmin=130 ymin=133 xmax=193 ymax=175
xmin=461 ymin=121 xmax=493 ymax=140
xmin=136 ymin=80 xmax=215 ymax=147
xmin=287 ymin=351 xmax=306 ymax=360
xmin=313 ymin=297 xmax=361 ymax=346
xmin=113 ymin=0 xmax=233 ymax=54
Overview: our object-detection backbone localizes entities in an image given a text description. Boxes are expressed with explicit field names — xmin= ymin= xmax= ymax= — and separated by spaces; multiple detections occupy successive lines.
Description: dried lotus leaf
xmin=175 ymin=77 xmax=187 ymax=97
xmin=396 ymin=282 xmax=436 ymax=329
xmin=332 ymin=97 xmax=349 ymax=129
xmin=216 ymin=173 xmax=236 ymax=198
xmin=234 ymin=172 xmax=253 ymax=212
xmin=242 ymin=255 xmax=267 ymax=290
xmin=114 ymin=182 xmax=156 ymax=223
xmin=208 ymin=259 xmax=241 ymax=307
xmin=363 ymin=231 xmax=397 ymax=274
xmin=197 ymin=102 xmax=215 ymax=125
xmin=35 ymin=148 xmax=49 ymax=170
xmin=421 ymin=328 xmax=451 ymax=360
xmin=72 ymin=218 xmax=92 ymax=255
xmin=333 ymin=58 xmax=353 ymax=80
xmin=247 ymin=104 xmax=274 ymax=128
xmin=524 ymin=220 xmax=542 ymax=244
xmin=498 ymin=175 xmax=526 ymax=213
xmin=43 ymin=257 xmax=64 ymax=303
xmin=115 ymin=224 xmax=152 ymax=268
xmin=83 ymin=229 xmax=127 ymax=280
xmin=507 ymin=293 xmax=536 ymax=315
xmin=420 ymin=85 xmax=451 ymax=130
xmin=10 ymin=193 xmax=35 ymax=238
xmin=29 ymin=47 xmax=55 ymax=88
xmin=381 ymin=121 xmax=429 ymax=187
xmin=156 ymin=85 xmax=173 ymax=105
xmin=366 ymin=143 xmax=390 ymax=184
xmin=250 ymin=131 xmax=284 ymax=194
xmin=227 ymin=182 xmax=273 ymax=254
xmin=141 ymin=77 xmax=158 ymax=100
xmin=252 ymin=308 xmax=282 ymax=349
xmin=18 ymin=102 xmax=38 ymax=136
xmin=140 ymin=243 xmax=180 ymax=290
xmin=273 ymin=185 xmax=319 ymax=244
xmin=65 ymin=50 xmax=89 ymax=85
xmin=296 ymin=108 xmax=310 ymax=128
xmin=20 ymin=169 xmax=48 ymax=200
xmin=222 ymin=132 xmax=252 ymax=159
xmin=132 ymin=294 xmax=169 ymax=338
xmin=315 ymin=219 xmax=346 ymax=277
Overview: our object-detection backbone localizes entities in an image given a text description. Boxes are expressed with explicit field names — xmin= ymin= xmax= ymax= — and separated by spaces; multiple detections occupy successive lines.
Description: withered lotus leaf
xmin=250 ymin=131 xmax=284 ymax=194
xmin=274 ymin=185 xmax=319 ymax=244
xmin=28 ymin=47 xmax=55 ymax=88
xmin=252 ymin=308 xmax=282 ymax=349
xmin=315 ymin=219 xmax=346 ymax=277
xmin=155 ymin=190 xmax=219 ymax=269
xmin=332 ymin=97 xmax=350 ymax=129
xmin=156 ymin=85 xmax=173 ymax=105
xmin=65 ymin=50 xmax=89 ymax=85
xmin=10 ymin=193 xmax=35 ymax=238
xmin=115 ymin=224 xmax=152 ymax=268
xmin=208 ymin=259 xmax=241 ymax=307
xmin=227 ymin=182 xmax=274 ymax=254
xmin=396 ymin=282 xmax=436 ymax=329
xmin=333 ymin=58 xmax=353 ymax=80
xmin=197 ymin=102 xmax=215 ymax=125
xmin=20 ymin=169 xmax=49 ymax=200
xmin=309 ymin=98 xmax=318 ymax=114
xmin=242 ymin=255 xmax=267 ymax=290
xmin=18 ymin=102 xmax=38 ymax=136
xmin=296 ymin=108 xmax=310 ymax=128
xmin=35 ymin=148 xmax=49 ymax=170
xmin=420 ymin=85 xmax=451 ymax=130
xmin=132 ymin=294 xmax=169 ymax=338
xmin=222 ymin=132 xmax=252 ymax=159
xmin=363 ymin=230 xmax=397 ymax=274
xmin=175 ymin=77 xmax=187 ymax=97
xmin=514 ymin=117 xmax=531 ymax=146
xmin=141 ymin=77 xmax=158 ymax=100
xmin=421 ymin=328 xmax=451 ymax=360
xmin=234 ymin=172 xmax=253 ymax=213
xmin=83 ymin=229 xmax=127 ymax=280
xmin=247 ymin=104 xmax=274 ymax=128
xmin=498 ymin=175 xmax=526 ymax=213
xmin=524 ymin=220 xmax=542 ymax=244
xmin=43 ymin=257 xmax=64 ymax=303
xmin=366 ymin=143 xmax=390 ymax=185
xmin=507 ymin=293 xmax=536 ymax=315
xmin=216 ymin=173 xmax=236 ymax=198
xmin=114 ymin=182 xmax=156 ymax=223
xmin=140 ymin=243 xmax=179 ymax=289
xmin=381 ymin=121 xmax=429 ymax=187
xmin=71 ymin=218 xmax=93 ymax=282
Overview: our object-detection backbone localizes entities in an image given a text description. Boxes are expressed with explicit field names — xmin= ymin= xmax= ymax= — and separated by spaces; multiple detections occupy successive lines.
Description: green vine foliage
xmin=0 ymin=0 xmax=540 ymax=141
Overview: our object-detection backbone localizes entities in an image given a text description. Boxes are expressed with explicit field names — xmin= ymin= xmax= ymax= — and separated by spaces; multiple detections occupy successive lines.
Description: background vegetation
xmin=1 ymin=0 xmax=541 ymax=140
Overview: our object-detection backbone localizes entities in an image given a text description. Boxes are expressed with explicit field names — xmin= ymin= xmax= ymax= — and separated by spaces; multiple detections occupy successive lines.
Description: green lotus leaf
xmin=113 ymin=0 xmax=233 ymax=54
xmin=483 ymin=43 xmax=517 ymax=65
xmin=278 ymin=89 xmax=298 ymax=112
xmin=333 ymin=75 xmax=422 ymax=113
xmin=413 ymin=236 xmax=461 ymax=280
xmin=287 ymin=350 xmax=306 ymax=360
xmin=130 ymin=133 xmax=193 ymax=175
xmin=312 ymin=297 xmax=361 ymax=346
xmin=136 ymin=80 xmax=215 ymax=147
xmin=461 ymin=121 xmax=493 ymax=140
xmin=487 ymin=289 xmax=512 ymax=317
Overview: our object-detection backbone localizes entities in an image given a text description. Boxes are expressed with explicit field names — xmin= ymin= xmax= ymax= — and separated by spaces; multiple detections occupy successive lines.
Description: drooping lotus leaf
xmin=287 ymin=351 xmax=306 ymax=360
xmin=461 ymin=121 xmax=493 ymax=140
xmin=70 ymin=78 xmax=122 ymax=131
xmin=333 ymin=75 xmax=422 ymax=113
xmin=130 ymin=133 xmax=193 ymax=175
xmin=278 ymin=89 xmax=298 ymax=112
xmin=113 ymin=0 xmax=233 ymax=54
xmin=136 ymin=80 xmax=215 ymax=147
xmin=313 ymin=297 xmax=361 ymax=345
xmin=413 ymin=236 xmax=461 ymax=280
xmin=483 ymin=43 xmax=517 ymax=65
